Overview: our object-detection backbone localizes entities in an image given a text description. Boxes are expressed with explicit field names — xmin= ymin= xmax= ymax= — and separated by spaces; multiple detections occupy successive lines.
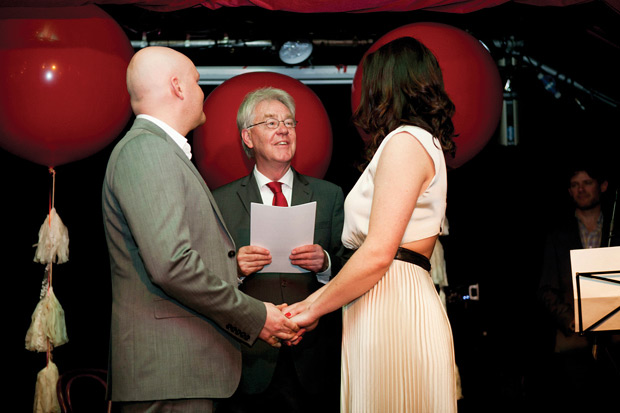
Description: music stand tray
xmin=571 ymin=246 xmax=620 ymax=334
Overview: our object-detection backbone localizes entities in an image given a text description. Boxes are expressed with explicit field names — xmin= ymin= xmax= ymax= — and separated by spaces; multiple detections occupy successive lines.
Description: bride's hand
xmin=290 ymin=308 xmax=319 ymax=332
xmin=280 ymin=299 xmax=308 ymax=319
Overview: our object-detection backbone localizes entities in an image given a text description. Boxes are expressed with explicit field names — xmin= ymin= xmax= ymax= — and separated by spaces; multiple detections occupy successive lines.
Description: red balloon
xmin=351 ymin=22 xmax=503 ymax=169
xmin=0 ymin=6 xmax=133 ymax=167
xmin=194 ymin=72 xmax=332 ymax=189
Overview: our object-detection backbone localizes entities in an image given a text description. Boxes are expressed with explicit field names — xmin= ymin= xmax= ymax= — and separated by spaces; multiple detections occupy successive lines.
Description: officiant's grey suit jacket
xmin=102 ymin=118 xmax=266 ymax=403
xmin=213 ymin=169 xmax=344 ymax=395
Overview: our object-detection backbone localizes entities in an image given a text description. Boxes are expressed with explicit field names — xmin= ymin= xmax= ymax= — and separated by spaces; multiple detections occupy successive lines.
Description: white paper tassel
xmin=431 ymin=217 xmax=450 ymax=308
xmin=25 ymin=287 xmax=69 ymax=352
xmin=33 ymin=207 xmax=69 ymax=264
xmin=33 ymin=361 xmax=61 ymax=413
xmin=430 ymin=239 xmax=449 ymax=289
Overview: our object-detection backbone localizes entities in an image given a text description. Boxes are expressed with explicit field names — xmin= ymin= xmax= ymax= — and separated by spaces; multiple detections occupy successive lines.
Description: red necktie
xmin=266 ymin=181 xmax=288 ymax=207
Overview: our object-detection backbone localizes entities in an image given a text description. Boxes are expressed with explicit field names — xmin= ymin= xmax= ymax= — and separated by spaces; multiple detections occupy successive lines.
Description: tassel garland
xmin=28 ymin=168 xmax=69 ymax=413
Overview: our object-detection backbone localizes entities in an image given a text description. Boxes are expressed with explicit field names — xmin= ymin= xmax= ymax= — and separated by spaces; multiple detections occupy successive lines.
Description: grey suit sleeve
xmin=109 ymin=135 xmax=265 ymax=344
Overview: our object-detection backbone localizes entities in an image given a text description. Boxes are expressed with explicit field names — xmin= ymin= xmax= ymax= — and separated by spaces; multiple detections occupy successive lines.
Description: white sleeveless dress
xmin=340 ymin=125 xmax=457 ymax=412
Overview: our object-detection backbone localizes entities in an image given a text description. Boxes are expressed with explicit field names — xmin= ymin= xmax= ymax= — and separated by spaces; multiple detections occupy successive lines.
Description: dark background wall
xmin=5 ymin=1 xmax=620 ymax=410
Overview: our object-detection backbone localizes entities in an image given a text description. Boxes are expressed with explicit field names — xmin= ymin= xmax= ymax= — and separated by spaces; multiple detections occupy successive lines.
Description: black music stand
xmin=571 ymin=247 xmax=620 ymax=377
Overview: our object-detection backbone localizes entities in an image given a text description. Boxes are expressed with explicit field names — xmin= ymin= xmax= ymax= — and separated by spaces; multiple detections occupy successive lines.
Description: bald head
xmin=126 ymin=47 xmax=205 ymax=135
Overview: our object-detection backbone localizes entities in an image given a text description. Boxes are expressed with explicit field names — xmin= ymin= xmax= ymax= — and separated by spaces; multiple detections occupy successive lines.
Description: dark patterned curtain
xmin=4 ymin=0 xmax=620 ymax=13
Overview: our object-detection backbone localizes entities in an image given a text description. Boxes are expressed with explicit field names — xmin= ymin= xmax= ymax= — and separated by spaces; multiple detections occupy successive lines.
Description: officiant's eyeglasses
xmin=247 ymin=118 xmax=298 ymax=129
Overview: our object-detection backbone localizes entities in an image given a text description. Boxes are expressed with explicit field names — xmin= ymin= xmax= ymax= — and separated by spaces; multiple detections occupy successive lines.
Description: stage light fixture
xmin=497 ymin=56 xmax=519 ymax=147
xmin=500 ymin=78 xmax=519 ymax=146
xmin=279 ymin=40 xmax=313 ymax=65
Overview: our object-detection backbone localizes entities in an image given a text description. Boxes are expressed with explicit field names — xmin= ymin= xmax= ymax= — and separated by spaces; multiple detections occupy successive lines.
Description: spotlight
xmin=279 ymin=40 xmax=313 ymax=65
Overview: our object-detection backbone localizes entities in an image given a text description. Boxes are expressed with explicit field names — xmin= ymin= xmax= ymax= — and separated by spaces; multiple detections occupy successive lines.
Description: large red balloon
xmin=352 ymin=22 xmax=503 ymax=169
xmin=194 ymin=72 xmax=332 ymax=189
xmin=0 ymin=6 xmax=133 ymax=167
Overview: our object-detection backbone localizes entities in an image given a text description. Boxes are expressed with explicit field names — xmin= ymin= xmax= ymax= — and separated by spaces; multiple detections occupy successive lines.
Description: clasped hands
xmin=260 ymin=299 xmax=318 ymax=348
xmin=240 ymin=244 xmax=325 ymax=348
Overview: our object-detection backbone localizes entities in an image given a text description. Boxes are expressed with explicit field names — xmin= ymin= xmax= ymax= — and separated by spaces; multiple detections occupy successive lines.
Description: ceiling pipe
xmin=131 ymin=35 xmax=374 ymax=49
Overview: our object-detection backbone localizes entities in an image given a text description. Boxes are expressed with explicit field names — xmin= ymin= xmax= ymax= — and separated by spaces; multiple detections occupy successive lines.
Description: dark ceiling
xmin=99 ymin=1 xmax=620 ymax=106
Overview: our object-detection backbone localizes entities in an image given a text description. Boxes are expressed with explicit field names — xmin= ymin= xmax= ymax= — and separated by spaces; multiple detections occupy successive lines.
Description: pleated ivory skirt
xmin=341 ymin=259 xmax=457 ymax=413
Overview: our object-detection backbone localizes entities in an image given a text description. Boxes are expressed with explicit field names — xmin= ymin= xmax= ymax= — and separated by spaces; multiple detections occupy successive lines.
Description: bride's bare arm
xmin=290 ymin=132 xmax=434 ymax=328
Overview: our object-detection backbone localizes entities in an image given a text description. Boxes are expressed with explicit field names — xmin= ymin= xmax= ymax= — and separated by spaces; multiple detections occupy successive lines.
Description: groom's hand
xmin=259 ymin=302 xmax=299 ymax=347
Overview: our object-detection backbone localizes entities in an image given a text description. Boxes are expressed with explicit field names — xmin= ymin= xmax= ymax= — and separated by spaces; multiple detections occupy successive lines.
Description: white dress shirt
xmin=254 ymin=166 xmax=294 ymax=206
xmin=137 ymin=114 xmax=192 ymax=160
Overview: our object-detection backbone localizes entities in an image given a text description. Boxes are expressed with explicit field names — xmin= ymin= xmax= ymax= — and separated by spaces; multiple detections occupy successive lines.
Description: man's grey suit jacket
xmin=102 ymin=118 xmax=266 ymax=402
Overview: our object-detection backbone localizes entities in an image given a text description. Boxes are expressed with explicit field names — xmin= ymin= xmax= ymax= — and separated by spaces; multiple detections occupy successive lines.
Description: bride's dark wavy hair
xmin=354 ymin=36 xmax=456 ymax=166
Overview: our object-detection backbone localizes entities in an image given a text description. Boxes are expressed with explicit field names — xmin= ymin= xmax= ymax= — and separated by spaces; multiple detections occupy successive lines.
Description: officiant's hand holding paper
xmin=290 ymin=244 xmax=328 ymax=273
xmin=237 ymin=245 xmax=271 ymax=276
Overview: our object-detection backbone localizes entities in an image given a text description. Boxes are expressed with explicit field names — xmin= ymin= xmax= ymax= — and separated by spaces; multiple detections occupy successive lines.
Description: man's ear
xmin=601 ymin=180 xmax=609 ymax=193
xmin=170 ymin=76 xmax=183 ymax=99
xmin=241 ymin=129 xmax=253 ymax=149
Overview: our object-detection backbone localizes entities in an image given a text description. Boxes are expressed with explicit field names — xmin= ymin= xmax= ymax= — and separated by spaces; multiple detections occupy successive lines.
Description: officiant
xmin=213 ymin=87 xmax=344 ymax=413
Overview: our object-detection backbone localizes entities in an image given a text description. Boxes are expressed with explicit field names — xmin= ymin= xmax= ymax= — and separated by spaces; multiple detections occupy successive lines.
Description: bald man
xmin=102 ymin=47 xmax=299 ymax=412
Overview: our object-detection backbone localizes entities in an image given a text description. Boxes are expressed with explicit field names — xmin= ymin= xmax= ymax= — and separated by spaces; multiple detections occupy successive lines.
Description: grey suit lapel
xmin=133 ymin=118 xmax=234 ymax=241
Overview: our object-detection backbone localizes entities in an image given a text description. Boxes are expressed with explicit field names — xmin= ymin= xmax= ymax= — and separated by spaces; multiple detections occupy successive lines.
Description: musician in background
xmin=538 ymin=160 xmax=619 ymax=410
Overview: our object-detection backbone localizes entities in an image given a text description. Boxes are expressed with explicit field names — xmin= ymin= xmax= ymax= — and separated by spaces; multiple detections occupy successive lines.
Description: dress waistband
xmin=394 ymin=247 xmax=431 ymax=272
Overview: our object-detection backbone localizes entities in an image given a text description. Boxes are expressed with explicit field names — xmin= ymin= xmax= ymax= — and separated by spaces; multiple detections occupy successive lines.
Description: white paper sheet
xmin=250 ymin=201 xmax=316 ymax=273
